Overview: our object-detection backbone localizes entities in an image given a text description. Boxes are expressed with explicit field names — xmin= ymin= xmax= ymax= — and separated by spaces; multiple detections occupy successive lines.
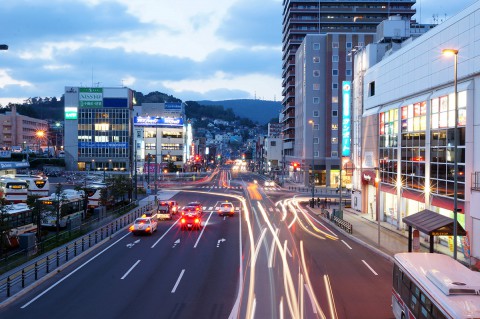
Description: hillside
xmin=196 ymin=99 xmax=281 ymax=124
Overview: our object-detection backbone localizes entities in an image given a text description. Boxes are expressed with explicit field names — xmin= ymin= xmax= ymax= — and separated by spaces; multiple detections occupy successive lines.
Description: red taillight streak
xmin=195 ymin=218 xmax=199 ymax=223
xmin=181 ymin=218 xmax=186 ymax=223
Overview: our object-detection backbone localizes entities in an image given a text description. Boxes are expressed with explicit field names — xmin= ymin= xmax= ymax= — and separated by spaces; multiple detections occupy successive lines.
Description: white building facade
xmin=360 ymin=2 xmax=480 ymax=263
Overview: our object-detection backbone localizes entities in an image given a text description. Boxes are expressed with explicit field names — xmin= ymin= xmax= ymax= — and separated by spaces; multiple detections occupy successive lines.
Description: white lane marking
xmin=268 ymin=228 xmax=280 ymax=268
xmin=250 ymin=297 xmax=257 ymax=319
xmin=194 ymin=212 xmax=213 ymax=248
xmin=341 ymin=240 xmax=352 ymax=250
xmin=362 ymin=260 xmax=378 ymax=276
xmin=217 ymin=238 xmax=226 ymax=248
xmin=151 ymin=219 xmax=179 ymax=248
xmin=171 ymin=269 xmax=185 ymax=293
xmin=228 ymin=198 xmax=244 ymax=319
xmin=279 ymin=296 xmax=284 ymax=319
xmin=284 ymin=241 xmax=292 ymax=258
xmin=304 ymin=283 xmax=318 ymax=314
xmin=253 ymin=228 xmax=267 ymax=263
xmin=126 ymin=239 xmax=141 ymax=248
xmin=21 ymin=232 xmax=131 ymax=308
xmin=172 ymin=239 xmax=180 ymax=248
xmin=121 ymin=260 xmax=141 ymax=280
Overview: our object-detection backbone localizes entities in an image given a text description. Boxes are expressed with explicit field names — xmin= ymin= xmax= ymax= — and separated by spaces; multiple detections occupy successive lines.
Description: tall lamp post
xmin=442 ymin=48 xmax=459 ymax=260
xmin=308 ymin=120 xmax=315 ymax=207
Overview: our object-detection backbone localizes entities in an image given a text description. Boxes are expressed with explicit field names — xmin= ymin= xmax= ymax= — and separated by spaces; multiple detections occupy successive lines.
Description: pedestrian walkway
xmin=281 ymin=180 xmax=471 ymax=266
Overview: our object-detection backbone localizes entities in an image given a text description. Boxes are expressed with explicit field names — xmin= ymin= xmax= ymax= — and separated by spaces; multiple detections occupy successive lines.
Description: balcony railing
xmin=472 ymin=172 xmax=480 ymax=191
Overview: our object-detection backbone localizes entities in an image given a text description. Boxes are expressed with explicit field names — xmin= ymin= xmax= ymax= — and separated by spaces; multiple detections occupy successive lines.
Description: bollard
xmin=66 ymin=246 xmax=69 ymax=261
xmin=22 ymin=269 xmax=25 ymax=288
xmin=35 ymin=262 xmax=38 ymax=280
xmin=57 ymin=251 xmax=60 ymax=267
xmin=74 ymin=241 xmax=77 ymax=256
xmin=46 ymin=256 xmax=50 ymax=273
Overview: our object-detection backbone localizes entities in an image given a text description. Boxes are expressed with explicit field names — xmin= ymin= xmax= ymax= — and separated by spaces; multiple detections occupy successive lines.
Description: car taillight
xmin=181 ymin=218 xmax=186 ymax=224
xmin=129 ymin=225 xmax=134 ymax=231
xmin=195 ymin=218 xmax=200 ymax=224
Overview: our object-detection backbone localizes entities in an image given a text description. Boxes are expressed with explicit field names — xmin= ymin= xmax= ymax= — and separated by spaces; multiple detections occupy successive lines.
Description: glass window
xmin=332 ymin=42 xmax=339 ymax=48
xmin=332 ymin=55 xmax=339 ymax=62
xmin=313 ymin=110 xmax=319 ymax=117
xmin=332 ymin=69 xmax=338 ymax=76
xmin=313 ymin=97 xmax=320 ymax=104
xmin=313 ymin=43 xmax=320 ymax=50
xmin=313 ymin=56 xmax=320 ymax=63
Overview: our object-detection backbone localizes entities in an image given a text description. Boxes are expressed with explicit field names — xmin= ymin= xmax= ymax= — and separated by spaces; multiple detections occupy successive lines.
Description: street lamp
xmin=442 ymin=48 xmax=459 ymax=260
xmin=308 ymin=120 xmax=315 ymax=207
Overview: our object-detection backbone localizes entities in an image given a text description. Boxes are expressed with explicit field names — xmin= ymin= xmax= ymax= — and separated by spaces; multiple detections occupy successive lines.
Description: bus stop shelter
xmin=403 ymin=209 xmax=466 ymax=253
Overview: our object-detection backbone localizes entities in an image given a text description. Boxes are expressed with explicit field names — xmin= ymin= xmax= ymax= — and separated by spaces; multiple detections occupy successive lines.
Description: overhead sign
xmin=65 ymin=107 xmax=78 ymax=120
xmin=134 ymin=116 xmax=184 ymax=127
xmin=79 ymin=88 xmax=103 ymax=108
xmin=342 ymin=81 xmax=351 ymax=157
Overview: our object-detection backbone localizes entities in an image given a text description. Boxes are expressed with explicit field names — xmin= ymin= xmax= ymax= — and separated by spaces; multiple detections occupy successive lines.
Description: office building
xmin=63 ymin=86 xmax=134 ymax=172
xmin=133 ymin=102 xmax=186 ymax=175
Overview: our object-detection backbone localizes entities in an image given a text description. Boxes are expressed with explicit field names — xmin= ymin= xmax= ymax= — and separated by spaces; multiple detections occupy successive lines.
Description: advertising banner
xmin=342 ymin=81 xmax=351 ymax=157
xmin=79 ymin=88 xmax=103 ymax=108
xmin=78 ymin=142 xmax=128 ymax=148
xmin=134 ymin=116 xmax=184 ymax=127
xmin=65 ymin=106 xmax=78 ymax=120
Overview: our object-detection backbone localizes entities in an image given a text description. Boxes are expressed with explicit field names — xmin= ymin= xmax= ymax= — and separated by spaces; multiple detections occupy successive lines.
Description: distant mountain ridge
xmin=197 ymin=99 xmax=281 ymax=124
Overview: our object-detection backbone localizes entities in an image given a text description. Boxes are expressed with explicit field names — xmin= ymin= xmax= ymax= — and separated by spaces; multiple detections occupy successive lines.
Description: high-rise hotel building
xmin=281 ymin=0 xmax=416 ymax=186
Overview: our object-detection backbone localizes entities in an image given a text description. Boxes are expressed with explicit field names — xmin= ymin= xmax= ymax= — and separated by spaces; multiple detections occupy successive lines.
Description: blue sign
xmin=342 ymin=81 xmax=351 ymax=157
xmin=0 ymin=162 xmax=30 ymax=169
xmin=134 ymin=116 xmax=184 ymax=127
xmin=165 ymin=102 xmax=182 ymax=110
xmin=78 ymin=142 xmax=128 ymax=148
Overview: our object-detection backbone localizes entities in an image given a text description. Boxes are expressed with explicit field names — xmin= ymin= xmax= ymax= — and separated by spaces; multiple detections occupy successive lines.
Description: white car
xmin=216 ymin=202 xmax=235 ymax=216
xmin=264 ymin=180 xmax=275 ymax=187
xmin=129 ymin=217 xmax=158 ymax=235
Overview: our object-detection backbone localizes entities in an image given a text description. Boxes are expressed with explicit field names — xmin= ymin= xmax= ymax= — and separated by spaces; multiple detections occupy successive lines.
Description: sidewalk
xmin=281 ymin=180 xmax=470 ymax=265
xmin=307 ymin=204 xmax=470 ymax=265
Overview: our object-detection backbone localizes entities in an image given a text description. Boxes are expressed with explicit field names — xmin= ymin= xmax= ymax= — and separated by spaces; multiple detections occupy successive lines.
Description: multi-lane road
xmin=0 ymin=168 xmax=395 ymax=319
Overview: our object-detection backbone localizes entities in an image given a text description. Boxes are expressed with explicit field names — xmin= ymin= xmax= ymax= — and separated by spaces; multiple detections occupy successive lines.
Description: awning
xmin=403 ymin=209 xmax=466 ymax=236
xmin=401 ymin=189 xmax=425 ymax=202
xmin=381 ymin=184 xmax=396 ymax=195
xmin=430 ymin=195 xmax=465 ymax=213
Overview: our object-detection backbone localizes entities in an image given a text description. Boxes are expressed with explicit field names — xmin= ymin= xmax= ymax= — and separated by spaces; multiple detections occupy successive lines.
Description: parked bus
xmin=392 ymin=252 xmax=480 ymax=319
xmin=85 ymin=182 xmax=107 ymax=209
xmin=0 ymin=177 xmax=28 ymax=203
xmin=6 ymin=174 xmax=50 ymax=197
xmin=37 ymin=189 xmax=85 ymax=228
xmin=1 ymin=203 xmax=36 ymax=248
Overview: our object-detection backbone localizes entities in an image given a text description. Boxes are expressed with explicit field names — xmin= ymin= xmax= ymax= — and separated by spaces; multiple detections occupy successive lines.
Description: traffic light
xmin=292 ymin=162 xmax=299 ymax=171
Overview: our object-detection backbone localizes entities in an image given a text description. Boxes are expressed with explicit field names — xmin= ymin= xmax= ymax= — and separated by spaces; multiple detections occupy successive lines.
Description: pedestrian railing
xmin=332 ymin=216 xmax=353 ymax=234
xmin=0 ymin=202 xmax=152 ymax=303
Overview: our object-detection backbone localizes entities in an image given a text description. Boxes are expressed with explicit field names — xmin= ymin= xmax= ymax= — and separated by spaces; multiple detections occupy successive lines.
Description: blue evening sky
xmin=0 ymin=0 xmax=476 ymax=105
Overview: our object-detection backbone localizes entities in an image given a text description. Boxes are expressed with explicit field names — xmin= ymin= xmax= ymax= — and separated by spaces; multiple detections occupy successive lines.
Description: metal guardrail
xmin=0 ymin=202 xmax=152 ymax=303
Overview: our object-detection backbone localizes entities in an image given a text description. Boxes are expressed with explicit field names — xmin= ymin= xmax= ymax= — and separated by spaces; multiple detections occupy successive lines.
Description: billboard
xmin=79 ymin=88 xmax=103 ymax=108
xmin=342 ymin=81 xmax=351 ymax=157
xmin=134 ymin=116 xmax=184 ymax=127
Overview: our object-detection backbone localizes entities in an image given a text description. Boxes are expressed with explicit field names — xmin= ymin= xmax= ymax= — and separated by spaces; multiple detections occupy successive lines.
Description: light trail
xmin=324 ymin=275 xmax=338 ymax=319
xmin=300 ymin=241 xmax=327 ymax=318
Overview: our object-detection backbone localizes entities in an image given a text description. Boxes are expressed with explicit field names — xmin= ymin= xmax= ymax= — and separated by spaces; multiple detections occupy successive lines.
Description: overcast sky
xmin=0 ymin=0 xmax=476 ymax=106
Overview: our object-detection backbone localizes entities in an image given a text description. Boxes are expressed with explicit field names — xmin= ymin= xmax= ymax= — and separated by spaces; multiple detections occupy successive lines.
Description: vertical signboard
xmin=79 ymin=88 xmax=103 ymax=108
xmin=342 ymin=81 xmax=351 ymax=157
